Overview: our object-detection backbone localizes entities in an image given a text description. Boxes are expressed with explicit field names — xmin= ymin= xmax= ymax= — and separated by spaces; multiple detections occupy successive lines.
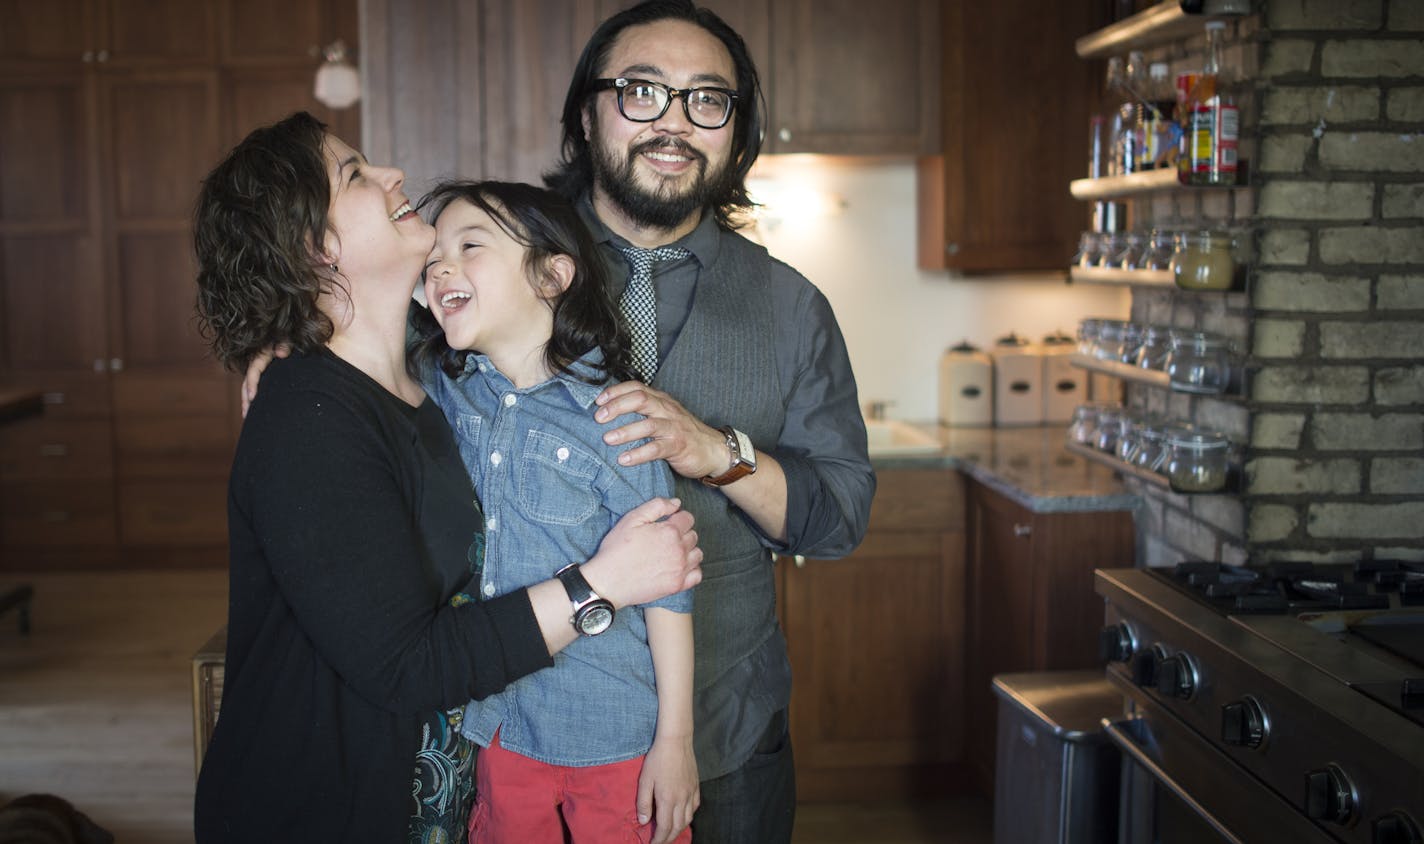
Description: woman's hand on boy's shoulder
xmin=239 ymin=343 xmax=290 ymax=418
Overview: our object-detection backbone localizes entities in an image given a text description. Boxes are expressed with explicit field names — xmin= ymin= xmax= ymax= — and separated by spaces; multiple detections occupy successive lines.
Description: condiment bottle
xmin=1178 ymin=21 xmax=1238 ymax=186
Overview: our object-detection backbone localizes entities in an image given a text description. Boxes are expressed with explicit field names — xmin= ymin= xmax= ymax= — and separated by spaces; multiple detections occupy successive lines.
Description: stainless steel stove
xmin=1096 ymin=563 xmax=1424 ymax=844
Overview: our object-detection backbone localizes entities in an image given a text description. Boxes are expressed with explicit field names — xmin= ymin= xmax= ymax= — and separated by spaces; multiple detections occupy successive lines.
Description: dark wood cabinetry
xmin=0 ymin=0 xmax=357 ymax=569
xmin=778 ymin=468 xmax=967 ymax=801
xmin=919 ymin=0 xmax=1108 ymax=273
xmin=963 ymin=480 xmax=1134 ymax=794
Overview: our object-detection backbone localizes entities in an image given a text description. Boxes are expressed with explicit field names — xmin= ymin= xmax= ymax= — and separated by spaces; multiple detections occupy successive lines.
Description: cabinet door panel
xmin=113 ymin=231 xmax=211 ymax=368
xmin=104 ymin=73 xmax=220 ymax=219
xmin=220 ymin=0 xmax=323 ymax=64
xmin=1 ymin=235 xmax=109 ymax=370
xmin=0 ymin=0 xmax=96 ymax=65
xmin=1 ymin=481 xmax=117 ymax=546
xmin=105 ymin=0 xmax=218 ymax=66
xmin=0 ymin=77 xmax=92 ymax=222
xmin=0 ymin=418 xmax=115 ymax=481
xmin=769 ymin=0 xmax=938 ymax=154
xmin=221 ymin=68 xmax=359 ymax=152
xmin=117 ymin=479 xmax=227 ymax=545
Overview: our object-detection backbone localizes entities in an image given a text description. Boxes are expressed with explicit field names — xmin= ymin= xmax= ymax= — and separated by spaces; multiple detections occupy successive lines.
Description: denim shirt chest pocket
xmin=517 ymin=429 xmax=601 ymax=525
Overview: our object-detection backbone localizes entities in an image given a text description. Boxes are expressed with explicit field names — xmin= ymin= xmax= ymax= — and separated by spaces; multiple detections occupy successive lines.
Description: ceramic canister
xmin=938 ymin=341 xmax=993 ymax=427
xmin=991 ymin=333 xmax=1044 ymax=427
xmin=1041 ymin=331 xmax=1087 ymax=424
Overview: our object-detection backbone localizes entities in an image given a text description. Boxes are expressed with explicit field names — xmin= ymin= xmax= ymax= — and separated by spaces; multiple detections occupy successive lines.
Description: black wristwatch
xmin=554 ymin=563 xmax=615 ymax=636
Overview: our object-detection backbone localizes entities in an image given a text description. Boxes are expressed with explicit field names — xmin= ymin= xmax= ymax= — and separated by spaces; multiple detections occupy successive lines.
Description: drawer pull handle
xmin=42 ymin=392 xmax=67 ymax=405
xmin=39 ymin=444 xmax=69 ymax=458
xmin=1013 ymin=523 xmax=1032 ymax=537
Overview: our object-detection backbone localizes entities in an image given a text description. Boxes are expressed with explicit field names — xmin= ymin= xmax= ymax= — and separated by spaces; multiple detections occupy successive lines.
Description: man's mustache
xmin=631 ymin=137 xmax=706 ymax=164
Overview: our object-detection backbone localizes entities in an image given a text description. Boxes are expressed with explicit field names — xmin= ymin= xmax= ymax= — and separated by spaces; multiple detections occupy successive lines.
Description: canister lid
xmin=948 ymin=339 xmax=981 ymax=353
xmin=995 ymin=332 xmax=1029 ymax=347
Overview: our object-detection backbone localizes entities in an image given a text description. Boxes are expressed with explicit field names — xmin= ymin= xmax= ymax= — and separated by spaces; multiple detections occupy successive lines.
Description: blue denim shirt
xmin=425 ymin=349 xmax=691 ymax=766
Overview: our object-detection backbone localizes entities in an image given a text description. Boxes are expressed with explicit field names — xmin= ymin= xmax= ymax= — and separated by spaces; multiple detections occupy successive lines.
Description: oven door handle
xmin=1102 ymin=717 xmax=1247 ymax=844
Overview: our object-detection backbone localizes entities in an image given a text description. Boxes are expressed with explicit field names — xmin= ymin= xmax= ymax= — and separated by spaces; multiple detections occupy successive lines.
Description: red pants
xmin=468 ymin=731 xmax=692 ymax=844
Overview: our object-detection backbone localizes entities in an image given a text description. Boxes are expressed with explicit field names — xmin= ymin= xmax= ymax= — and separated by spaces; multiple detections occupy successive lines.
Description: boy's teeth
xmin=389 ymin=202 xmax=412 ymax=222
xmin=440 ymin=291 xmax=470 ymax=307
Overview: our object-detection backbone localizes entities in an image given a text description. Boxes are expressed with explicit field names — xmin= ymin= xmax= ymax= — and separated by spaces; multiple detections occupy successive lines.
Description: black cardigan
xmin=194 ymin=349 xmax=551 ymax=842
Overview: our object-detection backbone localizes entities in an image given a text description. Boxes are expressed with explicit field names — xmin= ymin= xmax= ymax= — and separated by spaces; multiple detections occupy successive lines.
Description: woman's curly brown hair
xmin=193 ymin=111 xmax=339 ymax=372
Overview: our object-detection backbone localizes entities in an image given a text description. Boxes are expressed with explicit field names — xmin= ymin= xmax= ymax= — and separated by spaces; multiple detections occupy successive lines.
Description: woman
xmin=190 ymin=112 xmax=701 ymax=842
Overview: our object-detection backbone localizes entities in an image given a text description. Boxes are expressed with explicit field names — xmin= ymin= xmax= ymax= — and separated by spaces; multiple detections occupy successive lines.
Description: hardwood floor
xmin=0 ymin=571 xmax=991 ymax=843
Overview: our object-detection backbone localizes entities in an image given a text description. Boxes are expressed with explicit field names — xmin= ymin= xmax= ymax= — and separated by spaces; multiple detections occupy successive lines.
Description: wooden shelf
xmin=1070 ymin=354 xmax=1170 ymax=388
xmin=1065 ymin=439 xmax=1241 ymax=495
xmin=1070 ymin=266 xmax=1174 ymax=287
xmin=1075 ymin=0 xmax=1251 ymax=58
xmin=1071 ymin=168 xmax=1181 ymax=200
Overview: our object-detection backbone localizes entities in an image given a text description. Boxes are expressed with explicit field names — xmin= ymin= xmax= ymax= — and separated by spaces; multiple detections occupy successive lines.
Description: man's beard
xmin=590 ymin=115 xmax=730 ymax=231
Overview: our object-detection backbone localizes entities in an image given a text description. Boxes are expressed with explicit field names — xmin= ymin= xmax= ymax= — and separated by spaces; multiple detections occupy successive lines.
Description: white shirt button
xmin=556 ymin=446 xmax=570 ymax=461
xmin=478 ymin=362 xmax=487 ymax=372
xmin=486 ymin=517 xmax=497 ymax=531
xmin=503 ymin=393 xmax=517 ymax=407
xmin=482 ymin=583 xmax=496 ymax=597
xmin=490 ymin=451 xmax=502 ymax=466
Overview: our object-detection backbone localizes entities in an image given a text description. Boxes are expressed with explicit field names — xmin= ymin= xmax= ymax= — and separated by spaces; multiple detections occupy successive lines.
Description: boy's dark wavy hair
xmin=542 ymin=0 xmax=764 ymax=230
xmin=193 ymin=111 xmax=339 ymax=373
xmin=409 ymin=180 xmax=635 ymax=385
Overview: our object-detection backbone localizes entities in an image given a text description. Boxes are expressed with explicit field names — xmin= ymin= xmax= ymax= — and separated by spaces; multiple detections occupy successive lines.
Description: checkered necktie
xmin=618 ymin=245 xmax=689 ymax=382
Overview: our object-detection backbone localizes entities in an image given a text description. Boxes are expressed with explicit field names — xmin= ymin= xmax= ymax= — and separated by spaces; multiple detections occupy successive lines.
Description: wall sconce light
xmin=746 ymin=175 xmax=847 ymax=232
xmin=314 ymin=39 xmax=361 ymax=110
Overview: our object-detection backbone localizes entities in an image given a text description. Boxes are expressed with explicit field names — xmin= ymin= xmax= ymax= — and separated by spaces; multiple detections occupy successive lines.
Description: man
xmin=545 ymin=3 xmax=875 ymax=841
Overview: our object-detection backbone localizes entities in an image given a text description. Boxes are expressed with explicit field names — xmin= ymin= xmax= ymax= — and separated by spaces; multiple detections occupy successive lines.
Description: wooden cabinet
xmin=0 ymin=0 xmax=356 ymax=569
xmin=778 ymin=468 xmax=967 ymax=802
xmin=963 ymin=479 xmax=1134 ymax=795
xmin=918 ymin=0 xmax=1108 ymax=273
xmin=363 ymin=0 xmax=938 ymax=189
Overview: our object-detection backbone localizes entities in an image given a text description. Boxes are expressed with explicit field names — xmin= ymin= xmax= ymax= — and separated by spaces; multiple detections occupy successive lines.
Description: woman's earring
xmin=329 ymin=263 xmax=339 ymax=273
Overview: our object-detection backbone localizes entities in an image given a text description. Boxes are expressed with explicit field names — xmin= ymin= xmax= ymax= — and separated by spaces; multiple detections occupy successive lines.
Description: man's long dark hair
xmin=409 ymin=180 xmax=635 ymax=384
xmin=543 ymin=0 xmax=764 ymax=230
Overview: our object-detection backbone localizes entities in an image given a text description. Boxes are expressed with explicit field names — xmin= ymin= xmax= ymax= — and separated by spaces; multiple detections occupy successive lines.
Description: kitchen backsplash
xmin=745 ymin=156 xmax=1129 ymax=422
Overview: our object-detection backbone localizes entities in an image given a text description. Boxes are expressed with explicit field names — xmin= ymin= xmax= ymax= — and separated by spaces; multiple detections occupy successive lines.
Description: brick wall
xmin=1248 ymin=0 xmax=1424 ymax=562
xmin=1121 ymin=0 xmax=1422 ymax=567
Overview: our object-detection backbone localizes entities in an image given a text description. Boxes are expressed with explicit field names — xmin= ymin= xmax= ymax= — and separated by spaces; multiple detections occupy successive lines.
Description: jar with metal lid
xmin=1117 ymin=322 xmax=1144 ymax=364
xmin=1170 ymin=230 xmax=1235 ymax=290
xmin=1134 ymin=324 xmax=1173 ymax=371
xmin=1116 ymin=410 xmax=1142 ymax=463
xmin=1094 ymin=319 xmax=1131 ymax=362
xmin=1132 ymin=418 xmax=1169 ymax=472
xmin=1165 ymin=427 xmax=1230 ymax=492
xmin=1074 ymin=232 xmax=1102 ymax=269
xmin=1114 ymin=232 xmax=1148 ymax=271
xmin=1077 ymin=318 xmax=1102 ymax=357
xmin=1097 ymin=233 xmax=1126 ymax=268
xmin=1165 ymin=330 xmax=1232 ymax=394
xmin=1095 ymin=406 xmax=1124 ymax=453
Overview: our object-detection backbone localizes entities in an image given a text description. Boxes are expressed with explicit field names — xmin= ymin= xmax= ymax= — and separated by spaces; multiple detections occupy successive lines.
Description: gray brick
xmin=1320 ymin=132 xmax=1424 ymax=172
xmin=1308 ymin=501 xmax=1424 ymax=538
xmin=1253 ymin=413 xmax=1307 ymax=449
xmin=1269 ymin=0 xmax=1383 ymax=30
xmin=1321 ymin=322 xmax=1420 ymax=358
xmin=1142 ymin=535 xmax=1181 ymax=568
xmin=1249 ymin=504 xmax=1301 ymax=542
xmin=1165 ymin=508 xmax=1221 ymax=560
xmin=1312 ymin=413 xmax=1424 ymax=449
xmin=1248 ymin=456 xmax=1362 ymax=494
xmin=1388 ymin=87 xmax=1424 ymax=122
xmin=1322 ymin=39 xmax=1424 ymax=77
xmin=1260 ymin=134 xmax=1315 ymax=173
xmin=1394 ymin=0 xmax=1424 ymax=30
xmin=1254 ymin=272 xmax=1372 ymax=312
xmin=1382 ymin=184 xmax=1424 ymax=218
xmin=1262 ymin=86 xmax=1381 ymax=125
xmin=1379 ymin=274 xmax=1424 ymax=308
xmin=1255 ymin=366 xmax=1373 ymax=404
xmin=1263 ymin=39 xmax=1317 ymax=78
xmin=1373 ymin=457 xmax=1424 ymax=493
xmin=1321 ymin=225 xmax=1424 ymax=264
xmin=1258 ymin=228 xmax=1312 ymax=265
xmin=1259 ymin=182 xmax=1375 ymax=219
xmin=1253 ymin=319 xmax=1307 ymax=357
xmin=1374 ymin=546 xmax=1424 ymax=561
xmin=1377 ymin=367 xmax=1424 ymax=404
xmin=1221 ymin=542 xmax=1249 ymax=566
xmin=1194 ymin=496 xmax=1245 ymax=537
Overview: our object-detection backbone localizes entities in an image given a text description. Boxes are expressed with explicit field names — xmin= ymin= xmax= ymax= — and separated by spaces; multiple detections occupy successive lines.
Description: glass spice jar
xmin=1116 ymin=410 xmax=1142 ymax=463
xmin=1170 ymin=230 xmax=1236 ymax=290
xmin=1165 ymin=330 xmax=1232 ymax=394
xmin=1117 ymin=322 xmax=1145 ymax=365
xmin=1114 ymin=231 xmax=1148 ymax=271
xmin=1095 ymin=406 xmax=1124 ymax=453
xmin=1098 ymin=232 xmax=1127 ymax=268
xmin=1074 ymin=231 xmax=1102 ymax=269
xmin=1144 ymin=228 xmax=1174 ymax=271
xmin=1165 ymin=427 xmax=1230 ymax=492
xmin=1077 ymin=318 xmax=1102 ymax=357
xmin=1095 ymin=319 xmax=1131 ymax=362
xmin=1133 ymin=418 xmax=1169 ymax=472
xmin=1134 ymin=324 xmax=1173 ymax=371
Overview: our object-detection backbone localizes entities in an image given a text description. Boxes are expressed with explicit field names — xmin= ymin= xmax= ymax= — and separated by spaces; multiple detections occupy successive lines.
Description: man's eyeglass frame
xmin=589 ymin=77 xmax=739 ymax=130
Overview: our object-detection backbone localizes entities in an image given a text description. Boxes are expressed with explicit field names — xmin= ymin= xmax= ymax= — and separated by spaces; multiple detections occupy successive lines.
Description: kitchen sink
xmin=863 ymin=419 xmax=942 ymax=457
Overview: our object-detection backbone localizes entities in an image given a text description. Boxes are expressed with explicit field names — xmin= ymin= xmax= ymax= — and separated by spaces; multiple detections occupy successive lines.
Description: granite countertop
xmin=870 ymin=423 xmax=1140 ymax=514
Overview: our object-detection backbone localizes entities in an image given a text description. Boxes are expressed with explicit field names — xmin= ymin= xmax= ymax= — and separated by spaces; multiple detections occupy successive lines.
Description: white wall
xmin=746 ymin=157 xmax=1130 ymax=422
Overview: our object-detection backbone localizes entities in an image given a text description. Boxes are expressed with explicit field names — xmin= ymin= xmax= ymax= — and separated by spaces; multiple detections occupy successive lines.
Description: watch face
xmin=576 ymin=602 xmax=615 ymax=636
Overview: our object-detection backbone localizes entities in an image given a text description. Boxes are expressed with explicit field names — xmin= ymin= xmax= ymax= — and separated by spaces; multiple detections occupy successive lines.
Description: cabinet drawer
xmin=112 ymin=373 xmax=235 ymax=417
xmin=1 ymin=482 xmax=118 ymax=546
xmin=0 ymin=372 xmax=113 ymax=419
xmin=114 ymin=416 xmax=237 ymax=479
xmin=868 ymin=469 xmax=966 ymax=533
xmin=0 ymin=418 xmax=115 ymax=481
xmin=118 ymin=480 xmax=228 ymax=545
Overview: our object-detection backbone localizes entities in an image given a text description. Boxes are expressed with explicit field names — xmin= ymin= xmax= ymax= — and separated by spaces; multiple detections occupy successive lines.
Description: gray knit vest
xmin=652 ymin=231 xmax=790 ymax=775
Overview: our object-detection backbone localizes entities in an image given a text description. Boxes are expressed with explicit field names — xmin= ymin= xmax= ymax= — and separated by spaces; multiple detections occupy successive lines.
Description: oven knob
xmin=1155 ymin=653 xmax=1197 ymax=700
xmin=1221 ymin=696 xmax=1269 ymax=749
xmin=1373 ymin=811 xmax=1423 ymax=844
xmin=1098 ymin=623 xmax=1135 ymax=663
xmin=1132 ymin=645 xmax=1166 ymax=687
xmin=1305 ymin=764 xmax=1357 ymax=826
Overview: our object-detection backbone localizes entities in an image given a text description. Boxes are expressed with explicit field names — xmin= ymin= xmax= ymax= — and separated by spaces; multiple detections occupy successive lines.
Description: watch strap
xmin=702 ymin=426 xmax=756 ymax=487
